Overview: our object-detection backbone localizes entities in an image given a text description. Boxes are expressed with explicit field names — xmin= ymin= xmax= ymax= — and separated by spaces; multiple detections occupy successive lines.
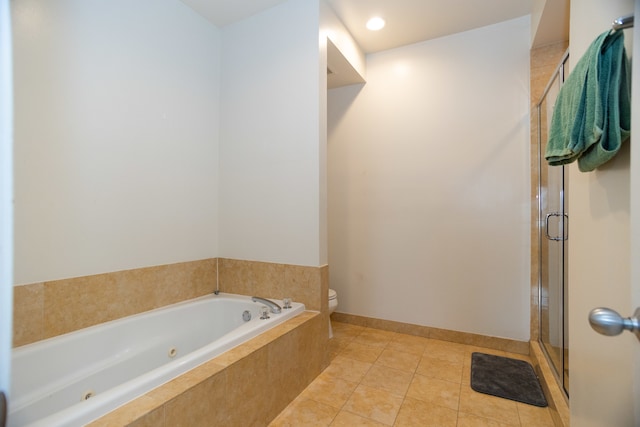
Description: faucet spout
xmin=251 ymin=296 xmax=282 ymax=314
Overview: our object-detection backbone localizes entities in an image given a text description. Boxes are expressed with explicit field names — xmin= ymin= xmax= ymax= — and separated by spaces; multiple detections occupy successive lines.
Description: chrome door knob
xmin=588 ymin=307 xmax=640 ymax=340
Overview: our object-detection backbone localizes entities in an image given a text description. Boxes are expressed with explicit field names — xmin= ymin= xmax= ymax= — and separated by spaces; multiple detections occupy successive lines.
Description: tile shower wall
xmin=13 ymin=258 xmax=328 ymax=347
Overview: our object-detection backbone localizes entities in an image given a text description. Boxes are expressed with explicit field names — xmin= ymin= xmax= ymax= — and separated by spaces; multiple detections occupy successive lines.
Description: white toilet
xmin=328 ymin=288 xmax=338 ymax=338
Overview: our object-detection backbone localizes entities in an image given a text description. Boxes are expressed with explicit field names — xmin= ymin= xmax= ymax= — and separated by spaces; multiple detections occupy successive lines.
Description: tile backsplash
xmin=13 ymin=258 xmax=328 ymax=347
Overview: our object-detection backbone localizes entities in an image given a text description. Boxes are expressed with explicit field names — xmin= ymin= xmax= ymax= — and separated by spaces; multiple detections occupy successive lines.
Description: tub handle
xmin=1 ymin=390 xmax=6 ymax=427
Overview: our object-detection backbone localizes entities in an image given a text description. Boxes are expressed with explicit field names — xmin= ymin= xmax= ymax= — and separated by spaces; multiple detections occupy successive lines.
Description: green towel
xmin=545 ymin=30 xmax=631 ymax=171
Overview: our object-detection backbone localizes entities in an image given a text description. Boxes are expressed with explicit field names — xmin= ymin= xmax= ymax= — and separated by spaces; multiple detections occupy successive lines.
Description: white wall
xmin=328 ymin=16 xmax=531 ymax=341
xmin=219 ymin=0 xmax=327 ymax=267
xmin=530 ymin=0 xmax=569 ymax=48
xmin=320 ymin=1 xmax=365 ymax=81
xmin=12 ymin=0 xmax=221 ymax=284
xmin=567 ymin=1 xmax=635 ymax=425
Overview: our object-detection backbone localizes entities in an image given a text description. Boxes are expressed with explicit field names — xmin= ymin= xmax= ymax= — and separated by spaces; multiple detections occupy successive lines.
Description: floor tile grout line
xmin=332 ymin=329 xmax=417 ymax=426
xmin=325 ymin=330 xmax=374 ymax=425
xmin=455 ymin=358 xmax=464 ymax=427
xmin=328 ymin=339 xmax=391 ymax=427
xmin=326 ymin=322 xmax=551 ymax=427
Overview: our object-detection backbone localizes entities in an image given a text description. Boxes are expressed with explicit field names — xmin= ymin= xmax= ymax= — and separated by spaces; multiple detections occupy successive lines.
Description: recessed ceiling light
xmin=366 ymin=17 xmax=385 ymax=31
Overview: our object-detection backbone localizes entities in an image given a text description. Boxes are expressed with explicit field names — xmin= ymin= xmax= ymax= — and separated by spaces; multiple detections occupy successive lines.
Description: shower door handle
xmin=545 ymin=212 xmax=568 ymax=241
xmin=589 ymin=307 xmax=640 ymax=341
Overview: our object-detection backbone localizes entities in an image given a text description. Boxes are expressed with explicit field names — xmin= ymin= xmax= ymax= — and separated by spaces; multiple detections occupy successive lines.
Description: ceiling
xmin=179 ymin=0 xmax=290 ymax=28
xmin=181 ymin=0 xmax=533 ymax=54
xmin=326 ymin=0 xmax=531 ymax=53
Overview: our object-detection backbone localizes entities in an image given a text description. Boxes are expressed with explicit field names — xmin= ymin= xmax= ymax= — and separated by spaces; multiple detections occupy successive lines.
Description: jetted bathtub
xmin=9 ymin=293 xmax=304 ymax=427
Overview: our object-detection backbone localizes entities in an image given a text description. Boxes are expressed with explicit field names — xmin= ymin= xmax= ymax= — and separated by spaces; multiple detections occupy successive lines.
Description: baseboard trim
xmin=331 ymin=312 xmax=529 ymax=355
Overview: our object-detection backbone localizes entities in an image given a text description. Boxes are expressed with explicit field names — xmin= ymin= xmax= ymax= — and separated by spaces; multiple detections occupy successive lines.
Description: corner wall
xmin=219 ymin=0 xmax=327 ymax=268
xmin=12 ymin=0 xmax=221 ymax=285
xmin=328 ymin=16 xmax=531 ymax=342
xmin=320 ymin=0 xmax=366 ymax=82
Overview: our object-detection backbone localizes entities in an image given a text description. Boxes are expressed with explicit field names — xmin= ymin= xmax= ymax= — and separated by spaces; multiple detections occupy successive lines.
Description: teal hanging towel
xmin=545 ymin=30 xmax=631 ymax=172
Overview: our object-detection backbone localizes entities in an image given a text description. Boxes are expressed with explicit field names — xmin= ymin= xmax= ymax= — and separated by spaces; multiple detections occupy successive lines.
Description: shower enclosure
xmin=536 ymin=49 xmax=570 ymax=397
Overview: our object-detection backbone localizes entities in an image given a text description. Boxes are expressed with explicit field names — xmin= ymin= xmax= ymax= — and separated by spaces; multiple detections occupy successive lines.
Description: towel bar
xmin=611 ymin=14 xmax=634 ymax=32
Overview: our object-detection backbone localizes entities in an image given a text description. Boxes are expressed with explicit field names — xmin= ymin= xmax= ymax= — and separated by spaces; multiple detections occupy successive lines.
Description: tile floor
xmin=270 ymin=321 xmax=555 ymax=427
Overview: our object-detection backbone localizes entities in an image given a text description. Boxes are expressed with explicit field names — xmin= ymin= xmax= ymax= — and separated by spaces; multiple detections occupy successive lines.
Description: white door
xmin=568 ymin=0 xmax=640 ymax=426
xmin=0 ymin=0 xmax=13 ymax=425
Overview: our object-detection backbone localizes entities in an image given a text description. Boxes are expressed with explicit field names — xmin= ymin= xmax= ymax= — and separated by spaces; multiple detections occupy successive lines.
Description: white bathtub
xmin=9 ymin=293 xmax=304 ymax=427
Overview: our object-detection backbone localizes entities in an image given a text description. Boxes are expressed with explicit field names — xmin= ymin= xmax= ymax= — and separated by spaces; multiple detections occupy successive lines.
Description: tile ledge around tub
xmin=87 ymin=311 xmax=320 ymax=427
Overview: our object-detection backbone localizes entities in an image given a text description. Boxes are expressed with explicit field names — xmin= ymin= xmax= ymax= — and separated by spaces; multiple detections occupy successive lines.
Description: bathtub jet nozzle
xmin=251 ymin=296 xmax=282 ymax=314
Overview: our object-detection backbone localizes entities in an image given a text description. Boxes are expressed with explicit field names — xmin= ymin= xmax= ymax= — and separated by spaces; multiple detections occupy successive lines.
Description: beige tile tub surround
xmin=13 ymin=258 xmax=330 ymax=426
xmin=218 ymin=258 xmax=328 ymax=313
xmin=331 ymin=312 xmax=530 ymax=355
xmin=13 ymin=258 xmax=329 ymax=348
xmin=12 ymin=259 xmax=218 ymax=347
xmin=12 ymin=282 xmax=45 ymax=347
xmin=88 ymin=311 xmax=326 ymax=427
xmin=219 ymin=258 xmax=330 ymax=362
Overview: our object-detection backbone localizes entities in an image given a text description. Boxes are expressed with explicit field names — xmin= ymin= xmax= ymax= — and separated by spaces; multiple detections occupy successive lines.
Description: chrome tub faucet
xmin=251 ymin=296 xmax=282 ymax=314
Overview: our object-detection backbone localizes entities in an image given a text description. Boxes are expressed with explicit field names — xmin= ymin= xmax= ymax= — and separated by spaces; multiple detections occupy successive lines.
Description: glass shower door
xmin=537 ymin=51 xmax=569 ymax=396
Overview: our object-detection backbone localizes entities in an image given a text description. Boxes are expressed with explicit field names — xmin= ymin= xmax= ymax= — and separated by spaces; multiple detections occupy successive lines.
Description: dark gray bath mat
xmin=471 ymin=352 xmax=548 ymax=407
